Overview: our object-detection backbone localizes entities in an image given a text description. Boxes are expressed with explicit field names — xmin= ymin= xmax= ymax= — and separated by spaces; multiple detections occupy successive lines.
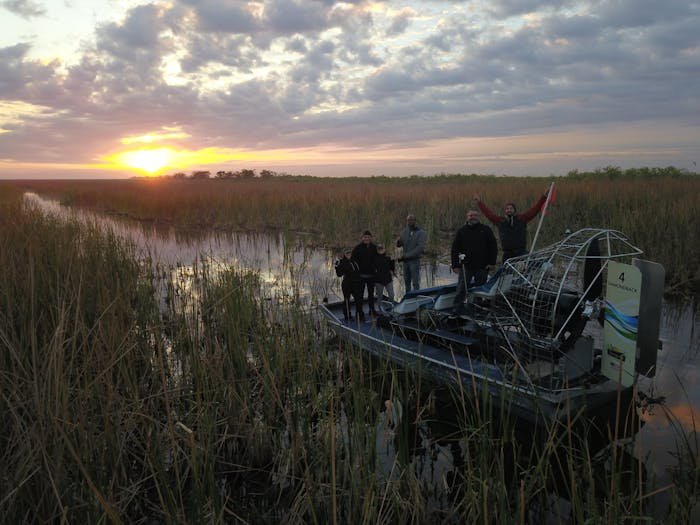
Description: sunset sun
xmin=112 ymin=148 xmax=176 ymax=174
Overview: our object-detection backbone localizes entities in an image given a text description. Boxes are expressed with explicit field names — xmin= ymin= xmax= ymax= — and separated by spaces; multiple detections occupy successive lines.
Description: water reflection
xmin=24 ymin=192 xmax=336 ymax=308
xmin=23 ymin=192 xmax=455 ymax=307
xmin=635 ymin=299 xmax=700 ymax=518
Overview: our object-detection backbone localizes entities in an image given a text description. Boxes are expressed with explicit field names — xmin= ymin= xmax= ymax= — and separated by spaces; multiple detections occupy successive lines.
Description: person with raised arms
xmin=473 ymin=190 xmax=548 ymax=262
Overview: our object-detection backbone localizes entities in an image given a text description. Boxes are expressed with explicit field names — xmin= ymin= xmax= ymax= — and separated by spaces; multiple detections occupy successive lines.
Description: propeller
xmin=557 ymin=237 xmax=605 ymax=345
xmin=583 ymin=238 xmax=603 ymax=301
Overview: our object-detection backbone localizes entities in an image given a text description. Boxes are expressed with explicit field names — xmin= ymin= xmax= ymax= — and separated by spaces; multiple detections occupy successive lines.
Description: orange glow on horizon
xmin=102 ymin=145 xmax=242 ymax=175
xmin=102 ymin=145 xmax=308 ymax=176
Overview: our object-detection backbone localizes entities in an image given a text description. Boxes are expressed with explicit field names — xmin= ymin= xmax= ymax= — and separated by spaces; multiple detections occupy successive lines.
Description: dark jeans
xmin=452 ymin=268 xmax=488 ymax=314
xmin=402 ymin=258 xmax=421 ymax=291
xmin=359 ymin=274 xmax=375 ymax=314
xmin=342 ymin=280 xmax=363 ymax=321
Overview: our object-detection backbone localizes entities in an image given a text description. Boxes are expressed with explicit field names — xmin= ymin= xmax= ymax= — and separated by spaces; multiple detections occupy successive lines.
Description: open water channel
xmin=24 ymin=192 xmax=699 ymax=520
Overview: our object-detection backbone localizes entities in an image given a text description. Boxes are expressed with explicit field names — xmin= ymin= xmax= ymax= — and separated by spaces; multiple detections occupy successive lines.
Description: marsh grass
xmin=9 ymin=172 xmax=699 ymax=296
xmin=0 ymin=189 xmax=695 ymax=523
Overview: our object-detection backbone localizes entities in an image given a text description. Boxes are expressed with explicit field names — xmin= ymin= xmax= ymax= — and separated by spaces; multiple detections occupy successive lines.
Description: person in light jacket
xmin=395 ymin=214 xmax=427 ymax=292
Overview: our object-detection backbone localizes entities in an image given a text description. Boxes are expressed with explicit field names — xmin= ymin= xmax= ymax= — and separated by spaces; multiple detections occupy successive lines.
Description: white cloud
xmin=0 ymin=0 xmax=698 ymax=175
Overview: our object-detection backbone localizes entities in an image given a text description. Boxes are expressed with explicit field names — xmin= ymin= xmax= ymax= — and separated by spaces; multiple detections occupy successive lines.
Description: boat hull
xmin=319 ymin=299 xmax=634 ymax=426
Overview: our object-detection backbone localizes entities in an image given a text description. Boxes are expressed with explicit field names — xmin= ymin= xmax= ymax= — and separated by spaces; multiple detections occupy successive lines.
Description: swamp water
xmin=24 ymin=192 xmax=700 ymax=521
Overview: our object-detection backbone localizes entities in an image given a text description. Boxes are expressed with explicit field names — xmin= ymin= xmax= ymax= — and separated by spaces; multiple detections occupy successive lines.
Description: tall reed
xmin=0 ymin=189 xmax=691 ymax=523
xmin=0 ymin=195 xmax=161 ymax=522
xmin=9 ymin=173 xmax=698 ymax=296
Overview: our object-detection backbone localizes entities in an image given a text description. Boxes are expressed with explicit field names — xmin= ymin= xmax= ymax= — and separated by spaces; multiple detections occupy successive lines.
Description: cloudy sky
xmin=1 ymin=0 xmax=699 ymax=178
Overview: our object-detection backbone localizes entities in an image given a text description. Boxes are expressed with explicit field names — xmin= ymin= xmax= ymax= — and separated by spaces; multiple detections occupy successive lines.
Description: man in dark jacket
xmin=352 ymin=230 xmax=378 ymax=317
xmin=451 ymin=209 xmax=497 ymax=315
xmin=474 ymin=191 xmax=547 ymax=262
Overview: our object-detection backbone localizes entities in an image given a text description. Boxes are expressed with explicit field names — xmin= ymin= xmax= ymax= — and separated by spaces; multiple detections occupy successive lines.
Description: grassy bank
xmin=0 ymin=189 xmax=696 ymax=523
xmin=8 ymin=172 xmax=699 ymax=297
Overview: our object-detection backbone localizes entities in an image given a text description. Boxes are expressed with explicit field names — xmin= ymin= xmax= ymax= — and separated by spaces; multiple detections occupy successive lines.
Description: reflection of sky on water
xmin=25 ymin=192 xmax=334 ymax=306
xmin=24 ymin=192 xmax=700 ymax=512
xmin=638 ymin=301 xmax=700 ymax=492
xmin=23 ymin=192 xmax=455 ymax=307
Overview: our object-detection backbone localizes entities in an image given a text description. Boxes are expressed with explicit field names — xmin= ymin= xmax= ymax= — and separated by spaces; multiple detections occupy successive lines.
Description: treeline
xmin=157 ymin=165 xmax=698 ymax=181
xmin=564 ymin=165 xmax=697 ymax=180
xmin=165 ymin=168 xmax=300 ymax=180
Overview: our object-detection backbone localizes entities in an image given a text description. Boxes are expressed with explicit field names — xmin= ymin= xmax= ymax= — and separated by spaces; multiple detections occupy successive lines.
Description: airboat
xmin=319 ymin=228 xmax=665 ymax=425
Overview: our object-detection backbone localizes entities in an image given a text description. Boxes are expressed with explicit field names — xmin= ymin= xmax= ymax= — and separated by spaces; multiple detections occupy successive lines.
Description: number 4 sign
xmin=601 ymin=261 xmax=642 ymax=387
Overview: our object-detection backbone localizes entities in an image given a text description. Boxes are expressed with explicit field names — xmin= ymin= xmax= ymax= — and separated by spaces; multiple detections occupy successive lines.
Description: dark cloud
xmin=191 ymin=1 xmax=259 ymax=33
xmin=386 ymin=9 xmax=413 ymax=36
xmin=285 ymin=36 xmax=308 ymax=54
xmin=98 ymin=4 xmax=169 ymax=55
xmin=596 ymin=0 xmax=694 ymax=28
xmin=263 ymin=0 xmax=332 ymax=34
xmin=1 ymin=0 xmax=45 ymax=18
xmin=90 ymin=4 xmax=175 ymax=95
xmin=0 ymin=44 xmax=60 ymax=100
xmin=364 ymin=68 xmax=419 ymax=101
xmin=179 ymin=34 xmax=262 ymax=73
xmin=487 ymin=0 xmax=567 ymax=18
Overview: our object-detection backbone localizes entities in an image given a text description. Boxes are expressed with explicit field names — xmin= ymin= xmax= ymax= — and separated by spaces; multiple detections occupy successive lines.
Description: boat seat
xmin=392 ymin=295 xmax=434 ymax=315
xmin=433 ymin=291 xmax=458 ymax=310
xmin=469 ymin=269 xmax=514 ymax=299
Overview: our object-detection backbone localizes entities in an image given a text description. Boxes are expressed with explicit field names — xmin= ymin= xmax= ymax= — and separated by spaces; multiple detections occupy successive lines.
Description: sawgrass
xmin=8 ymin=171 xmax=698 ymax=296
xmin=0 ymin=187 xmax=695 ymax=523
